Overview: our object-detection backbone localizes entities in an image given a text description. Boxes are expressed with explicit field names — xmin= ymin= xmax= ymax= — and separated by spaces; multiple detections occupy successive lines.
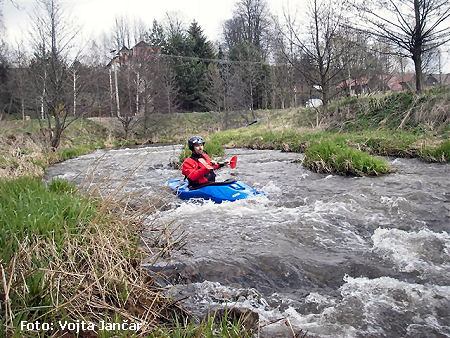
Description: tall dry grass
xmin=0 ymin=175 xmax=187 ymax=337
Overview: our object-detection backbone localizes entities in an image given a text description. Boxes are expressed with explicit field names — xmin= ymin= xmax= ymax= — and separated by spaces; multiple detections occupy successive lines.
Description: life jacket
xmin=181 ymin=152 xmax=220 ymax=187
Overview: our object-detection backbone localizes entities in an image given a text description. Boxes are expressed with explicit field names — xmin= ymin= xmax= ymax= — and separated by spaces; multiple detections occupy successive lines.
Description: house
xmin=106 ymin=41 xmax=160 ymax=68
xmin=336 ymin=77 xmax=369 ymax=96
xmin=337 ymin=72 xmax=449 ymax=95
xmin=384 ymin=73 xmax=415 ymax=91
xmin=429 ymin=73 xmax=450 ymax=86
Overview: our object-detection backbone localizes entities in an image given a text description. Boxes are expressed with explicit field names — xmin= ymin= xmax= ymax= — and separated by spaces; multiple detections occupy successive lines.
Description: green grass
xmin=0 ymin=177 xmax=98 ymax=335
xmin=208 ymin=126 xmax=449 ymax=175
xmin=151 ymin=310 xmax=254 ymax=338
xmin=0 ymin=177 xmax=96 ymax=263
xmin=419 ymin=139 xmax=450 ymax=162
xmin=327 ymin=88 xmax=449 ymax=131
xmin=303 ymin=141 xmax=390 ymax=176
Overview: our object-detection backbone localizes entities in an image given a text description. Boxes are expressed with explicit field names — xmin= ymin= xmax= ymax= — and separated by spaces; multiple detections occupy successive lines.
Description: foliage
xmin=48 ymin=177 xmax=78 ymax=194
xmin=164 ymin=21 xmax=216 ymax=112
xmin=328 ymin=89 xmax=449 ymax=131
xmin=0 ymin=177 xmax=181 ymax=337
xmin=152 ymin=310 xmax=254 ymax=338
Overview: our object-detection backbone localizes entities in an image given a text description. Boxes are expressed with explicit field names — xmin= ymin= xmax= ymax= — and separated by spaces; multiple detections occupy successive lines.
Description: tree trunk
xmin=413 ymin=52 xmax=423 ymax=92
xmin=413 ymin=0 xmax=423 ymax=93
xmin=73 ymin=70 xmax=77 ymax=116
xmin=109 ymin=68 xmax=114 ymax=117
xmin=50 ymin=118 xmax=62 ymax=150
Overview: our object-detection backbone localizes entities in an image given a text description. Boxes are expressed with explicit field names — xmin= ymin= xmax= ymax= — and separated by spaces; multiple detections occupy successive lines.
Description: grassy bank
xmin=0 ymin=177 xmax=256 ymax=337
xmin=0 ymin=177 xmax=171 ymax=336
xmin=209 ymin=126 xmax=449 ymax=175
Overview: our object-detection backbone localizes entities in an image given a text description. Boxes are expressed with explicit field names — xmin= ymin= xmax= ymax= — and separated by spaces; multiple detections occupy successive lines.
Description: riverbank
xmin=207 ymin=126 xmax=449 ymax=176
xmin=0 ymin=122 xmax=255 ymax=335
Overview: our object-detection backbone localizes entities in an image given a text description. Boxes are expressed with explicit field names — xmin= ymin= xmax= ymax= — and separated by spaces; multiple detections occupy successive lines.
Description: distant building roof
xmin=336 ymin=77 xmax=369 ymax=89
xmin=107 ymin=41 xmax=160 ymax=67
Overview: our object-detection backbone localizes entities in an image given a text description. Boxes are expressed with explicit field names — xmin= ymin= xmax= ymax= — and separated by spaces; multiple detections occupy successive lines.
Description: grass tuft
xmin=419 ymin=139 xmax=450 ymax=162
xmin=303 ymin=141 xmax=390 ymax=176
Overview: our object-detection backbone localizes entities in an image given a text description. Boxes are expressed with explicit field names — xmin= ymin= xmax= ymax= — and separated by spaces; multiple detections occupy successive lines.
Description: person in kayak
xmin=181 ymin=136 xmax=226 ymax=188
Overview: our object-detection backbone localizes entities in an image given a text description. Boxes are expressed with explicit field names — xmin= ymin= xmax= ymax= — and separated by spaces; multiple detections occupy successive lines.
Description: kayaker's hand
xmin=198 ymin=158 xmax=214 ymax=170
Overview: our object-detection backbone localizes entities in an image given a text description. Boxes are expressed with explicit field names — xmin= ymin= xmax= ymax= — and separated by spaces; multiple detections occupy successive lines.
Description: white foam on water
xmin=52 ymin=172 xmax=78 ymax=180
xmin=371 ymin=227 xmax=450 ymax=275
xmin=152 ymin=195 xmax=371 ymax=253
xmin=304 ymin=292 xmax=336 ymax=307
xmin=259 ymin=181 xmax=282 ymax=194
xmin=380 ymin=195 xmax=408 ymax=208
xmin=278 ymin=276 xmax=450 ymax=337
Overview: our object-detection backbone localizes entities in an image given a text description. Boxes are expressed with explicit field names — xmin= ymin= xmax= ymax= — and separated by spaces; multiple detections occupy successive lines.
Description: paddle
xmin=229 ymin=155 xmax=237 ymax=169
xmin=215 ymin=155 xmax=237 ymax=169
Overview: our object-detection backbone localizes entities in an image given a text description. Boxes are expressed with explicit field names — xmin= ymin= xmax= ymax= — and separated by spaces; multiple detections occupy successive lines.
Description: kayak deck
xmin=166 ymin=178 xmax=262 ymax=203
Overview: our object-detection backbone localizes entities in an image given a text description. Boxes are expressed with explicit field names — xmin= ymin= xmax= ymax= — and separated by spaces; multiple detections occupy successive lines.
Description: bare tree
xmin=233 ymin=0 xmax=272 ymax=58
xmin=111 ymin=16 xmax=148 ymax=51
xmin=348 ymin=0 xmax=450 ymax=92
xmin=281 ymin=0 xmax=347 ymax=111
xmin=28 ymin=0 xmax=84 ymax=149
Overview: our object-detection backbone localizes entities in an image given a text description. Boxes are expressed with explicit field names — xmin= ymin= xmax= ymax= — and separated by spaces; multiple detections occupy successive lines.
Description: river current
xmin=45 ymin=145 xmax=450 ymax=337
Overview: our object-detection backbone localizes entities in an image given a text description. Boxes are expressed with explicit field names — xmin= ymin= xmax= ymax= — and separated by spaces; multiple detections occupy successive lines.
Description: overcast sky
xmin=2 ymin=0 xmax=450 ymax=72
xmin=3 ymin=0 xmax=297 ymax=43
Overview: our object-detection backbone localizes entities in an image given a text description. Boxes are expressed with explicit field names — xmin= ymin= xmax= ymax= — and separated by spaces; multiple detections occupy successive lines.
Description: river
xmin=45 ymin=145 xmax=450 ymax=337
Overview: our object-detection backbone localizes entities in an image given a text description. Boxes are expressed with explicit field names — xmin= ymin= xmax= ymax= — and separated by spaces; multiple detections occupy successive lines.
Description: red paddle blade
xmin=229 ymin=155 xmax=237 ymax=169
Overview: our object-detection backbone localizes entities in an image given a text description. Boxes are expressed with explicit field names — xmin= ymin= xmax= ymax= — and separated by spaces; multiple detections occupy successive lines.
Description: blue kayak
xmin=166 ymin=178 xmax=263 ymax=203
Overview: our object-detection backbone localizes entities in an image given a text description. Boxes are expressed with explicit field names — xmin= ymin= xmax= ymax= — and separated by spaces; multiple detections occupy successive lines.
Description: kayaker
xmin=181 ymin=136 xmax=227 ymax=188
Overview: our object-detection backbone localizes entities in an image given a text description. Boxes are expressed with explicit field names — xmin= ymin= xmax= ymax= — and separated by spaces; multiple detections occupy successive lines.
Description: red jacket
xmin=181 ymin=153 xmax=220 ymax=186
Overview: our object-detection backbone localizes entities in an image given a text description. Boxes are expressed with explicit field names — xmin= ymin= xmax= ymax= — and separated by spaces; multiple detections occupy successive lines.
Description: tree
xmin=146 ymin=19 xmax=166 ymax=48
xmin=349 ymin=0 xmax=450 ymax=92
xmin=111 ymin=16 xmax=148 ymax=51
xmin=230 ymin=0 xmax=271 ymax=58
xmin=222 ymin=0 xmax=272 ymax=111
xmin=0 ymin=1 xmax=9 ymax=119
xmin=164 ymin=20 xmax=215 ymax=112
xmin=281 ymin=0 xmax=347 ymax=111
xmin=7 ymin=42 xmax=33 ymax=120
xmin=28 ymin=0 xmax=84 ymax=149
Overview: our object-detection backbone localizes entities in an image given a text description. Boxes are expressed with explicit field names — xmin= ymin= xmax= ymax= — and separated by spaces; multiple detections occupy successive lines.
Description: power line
xmin=113 ymin=49 xmax=292 ymax=67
